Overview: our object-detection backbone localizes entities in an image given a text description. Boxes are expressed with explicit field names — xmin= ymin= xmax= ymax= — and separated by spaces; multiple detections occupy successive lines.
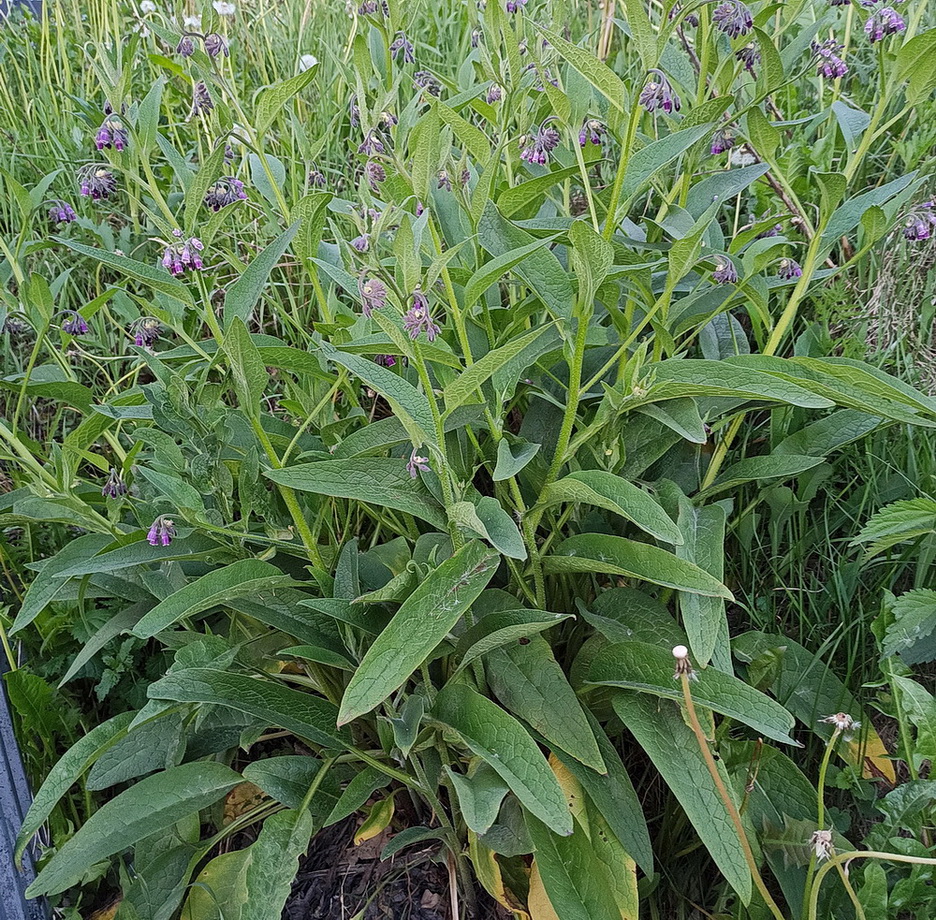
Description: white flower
xmin=810 ymin=829 xmax=834 ymax=861
xmin=132 ymin=21 xmax=151 ymax=36
xmin=299 ymin=54 xmax=318 ymax=72
xmin=729 ymin=146 xmax=757 ymax=167
xmin=183 ymin=14 xmax=202 ymax=29
xmin=820 ymin=712 xmax=861 ymax=740
xmin=140 ymin=0 xmax=157 ymax=13
xmin=213 ymin=0 xmax=236 ymax=16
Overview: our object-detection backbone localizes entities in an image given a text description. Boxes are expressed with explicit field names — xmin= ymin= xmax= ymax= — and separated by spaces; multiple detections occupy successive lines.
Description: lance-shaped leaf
xmin=433 ymin=682 xmax=572 ymax=836
xmin=224 ymin=222 xmax=299 ymax=327
xmin=338 ymin=542 xmax=499 ymax=724
xmin=27 ymin=762 xmax=242 ymax=897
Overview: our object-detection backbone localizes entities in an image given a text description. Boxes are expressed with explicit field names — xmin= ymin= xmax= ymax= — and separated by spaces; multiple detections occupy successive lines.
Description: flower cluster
xmin=812 ymin=40 xmax=848 ymax=79
xmin=711 ymin=126 xmax=736 ymax=156
xmin=712 ymin=256 xmax=739 ymax=284
xmin=131 ymin=316 xmax=161 ymax=348
xmin=204 ymin=176 xmax=247 ymax=211
xmin=101 ymin=468 xmax=128 ymax=499
xmin=901 ymin=201 xmax=936 ymax=241
xmin=520 ymin=118 xmax=561 ymax=165
xmin=777 ymin=258 xmax=802 ymax=280
xmin=61 ymin=310 xmax=89 ymax=336
xmin=358 ymin=276 xmax=388 ymax=317
xmin=78 ymin=165 xmax=118 ymax=200
xmin=639 ymin=71 xmax=681 ymax=114
xmin=406 ymin=449 xmax=430 ymax=478
xmin=147 ymin=516 xmax=176 ymax=547
xmin=48 ymin=200 xmax=77 ymax=224
xmin=390 ymin=31 xmax=415 ymax=63
xmin=712 ymin=0 xmax=753 ymax=38
xmin=865 ymin=7 xmax=905 ymax=42
xmin=736 ymin=43 xmax=760 ymax=76
xmin=161 ymin=230 xmax=206 ymax=275
xmin=578 ymin=120 xmax=605 ymax=148
xmin=403 ymin=287 xmax=440 ymax=341
xmin=95 ymin=118 xmax=128 ymax=151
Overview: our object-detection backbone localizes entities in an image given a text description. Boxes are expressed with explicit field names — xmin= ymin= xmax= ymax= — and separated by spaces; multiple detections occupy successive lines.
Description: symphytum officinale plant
xmin=2 ymin=0 xmax=936 ymax=917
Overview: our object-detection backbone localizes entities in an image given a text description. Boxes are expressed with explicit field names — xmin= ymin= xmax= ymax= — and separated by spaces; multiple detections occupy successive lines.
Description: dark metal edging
xmin=1 ymin=665 xmax=48 ymax=920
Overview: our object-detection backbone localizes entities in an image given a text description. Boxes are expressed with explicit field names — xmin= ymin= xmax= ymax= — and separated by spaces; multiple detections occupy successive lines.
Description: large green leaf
xmin=619 ymin=125 xmax=715 ymax=206
xmin=699 ymin=454 xmax=825 ymax=499
xmin=265 ymin=458 xmax=446 ymax=528
xmin=225 ymin=317 xmax=269 ymax=417
xmin=224 ymin=223 xmax=299 ymax=327
xmin=540 ymin=471 xmax=682 ymax=545
xmin=148 ymin=667 xmax=350 ymax=749
xmin=256 ymin=67 xmax=318 ymax=135
xmin=132 ymin=559 xmax=294 ymax=639
xmin=338 ymin=541 xmax=499 ymax=724
xmin=26 ymin=762 xmax=242 ymax=897
xmin=433 ymin=682 xmax=572 ymax=835
xmin=15 ymin=711 xmax=134 ymax=866
xmin=535 ymin=26 xmax=628 ymax=112
xmin=546 ymin=533 xmax=733 ymax=598
xmin=896 ymin=29 xmax=936 ymax=104
xmin=588 ymin=641 xmax=797 ymax=744
xmin=455 ymin=608 xmax=571 ymax=669
xmin=485 ymin=636 xmax=605 ymax=772
xmin=612 ymin=692 xmax=753 ymax=903
xmin=50 ymin=533 xmax=222 ymax=578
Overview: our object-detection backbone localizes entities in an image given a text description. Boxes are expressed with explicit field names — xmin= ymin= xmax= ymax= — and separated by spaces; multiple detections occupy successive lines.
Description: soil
xmin=283 ymin=818 xmax=508 ymax=920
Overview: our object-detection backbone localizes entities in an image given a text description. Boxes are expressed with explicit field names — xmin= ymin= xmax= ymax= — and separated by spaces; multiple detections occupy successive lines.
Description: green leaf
xmin=433 ymin=682 xmax=572 ymax=835
xmin=611 ymin=692 xmax=753 ymax=903
xmin=15 ymin=711 xmax=134 ymax=866
xmin=831 ymin=100 xmax=871 ymax=153
xmin=635 ymin=398 xmax=707 ymax=444
xmin=472 ymin=495 xmax=528 ymax=560
xmin=852 ymin=498 xmax=936 ymax=556
xmin=569 ymin=219 xmax=614 ymax=307
xmin=551 ymin=711 xmax=653 ymax=876
xmin=619 ymin=125 xmax=715 ymax=206
xmin=265 ymin=458 xmax=446 ymax=528
xmin=132 ymin=560 xmax=294 ymax=639
xmin=477 ymin=201 xmax=574 ymax=321
xmin=52 ymin=237 xmax=194 ymax=305
xmin=242 ymin=756 xmax=341 ymax=814
xmin=882 ymin=590 xmax=936 ymax=663
xmin=896 ymin=29 xmax=936 ymax=105
xmin=49 ymin=533 xmax=222 ymax=579
xmin=493 ymin=439 xmax=541 ymax=481
xmin=87 ymin=711 xmax=186 ymax=790
xmin=462 ymin=236 xmax=560 ymax=308
xmin=256 ymin=67 xmax=318 ymax=135
xmin=444 ymin=323 xmax=556 ymax=416
xmin=26 ymin=762 xmax=242 ymax=898
xmin=526 ymin=813 xmax=625 ymax=920
xmin=821 ymin=173 xmax=918 ymax=252
xmin=409 ymin=105 xmax=441 ymax=201
xmin=486 ymin=635 xmax=604 ymax=772
xmin=317 ymin=338 xmax=435 ymax=443
xmin=676 ymin=501 xmax=730 ymax=670
xmin=225 ymin=317 xmax=269 ymax=417
xmin=248 ymin=152 xmax=287 ymax=207
xmin=184 ymin=141 xmax=227 ymax=234
xmin=700 ymin=453 xmax=825 ymax=499
xmin=325 ymin=767 xmax=390 ymax=826
xmin=540 ymin=471 xmax=683 ymax=545
xmin=455 ymin=608 xmax=572 ymax=669
xmin=546 ymin=533 xmax=733 ymax=598
xmin=773 ymin=410 xmax=881 ymax=457
xmin=136 ymin=76 xmax=165 ymax=155
xmin=435 ymin=101 xmax=491 ymax=163
xmin=536 ymin=26 xmax=628 ymax=111
xmin=446 ymin=762 xmax=509 ymax=835
xmin=224 ymin=222 xmax=299 ymax=328
xmin=338 ymin=542 xmax=499 ymax=724
xmin=745 ymin=107 xmax=779 ymax=162
xmin=620 ymin=0 xmax=659 ymax=70
xmin=589 ymin=641 xmax=797 ymax=744
xmin=497 ymin=169 xmax=579 ymax=219
xmin=148 ymin=667 xmax=350 ymax=749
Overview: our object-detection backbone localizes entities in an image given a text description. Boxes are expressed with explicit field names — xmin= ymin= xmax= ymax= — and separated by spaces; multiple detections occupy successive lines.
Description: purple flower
xmin=308 ymin=164 xmax=326 ymax=187
xmin=406 ymin=449 xmax=431 ymax=478
xmin=414 ymin=71 xmax=442 ymax=96
xmin=61 ymin=310 xmax=89 ymax=335
xmin=812 ymin=40 xmax=849 ymax=79
xmin=365 ymin=161 xmax=386 ymax=192
xmin=639 ymin=71 xmax=681 ymax=114
xmin=390 ymin=31 xmax=415 ymax=63
xmin=374 ymin=354 xmax=397 ymax=367
xmin=670 ymin=3 xmax=699 ymax=26
xmin=48 ymin=200 xmax=77 ymax=224
xmin=486 ymin=84 xmax=503 ymax=104
xmin=865 ymin=7 xmax=905 ymax=41
xmin=380 ymin=110 xmax=398 ymax=128
xmin=777 ymin=258 xmax=802 ymax=280
xmin=204 ymin=176 xmax=247 ymax=211
xmin=358 ymin=130 xmax=385 ymax=156
xmin=901 ymin=201 xmax=936 ymax=241
xmin=520 ymin=118 xmax=561 ymax=166
xmin=95 ymin=118 xmax=128 ymax=151
xmin=460 ymin=168 xmax=471 ymax=187
xmin=828 ymin=0 xmax=850 ymax=5
xmin=132 ymin=316 xmax=161 ymax=348
xmin=579 ymin=119 xmax=605 ymax=147
xmin=712 ymin=0 xmax=753 ymax=38
xmin=177 ymin=35 xmax=195 ymax=57
xmin=101 ymin=468 xmax=128 ymax=499
xmin=711 ymin=126 xmax=736 ymax=155
xmin=403 ymin=288 xmax=440 ymax=341
xmin=756 ymin=223 xmax=783 ymax=239
xmin=358 ymin=276 xmax=388 ymax=317
xmin=349 ymin=96 xmax=360 ymax=128
xmin=506 ymin=0 xmax=528 ymax=11
xmin=358 ymin=0 xmax=389 ymax=14
xmin=191 ymin=81 xmax=214 ymax=117
xmin=736 ymin=43 xmax=761 ymax=76
xmin=78 ymin=166 xmax=118 ymax=200
xmin=351 ymin=233 xmax=370 ymax=252
xmin=437 ymin=170 xmax=452 ymax=191
xmin=161 ymin=230 xmax=205 ymax=275
xmin=712 ymin=256 xmax=739 ymax=284
xmin=147 ymin=516 xmax=176 ymax=547
xmin=203 ymin=32 xmax=229 ymax=58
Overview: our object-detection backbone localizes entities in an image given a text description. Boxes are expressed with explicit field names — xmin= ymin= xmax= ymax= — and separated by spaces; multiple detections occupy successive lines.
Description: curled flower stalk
xmin=639 ymin=70 xmax=681 ymax=114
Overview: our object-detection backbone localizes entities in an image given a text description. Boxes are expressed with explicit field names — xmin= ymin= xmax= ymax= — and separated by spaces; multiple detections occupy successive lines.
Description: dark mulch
xmin=283 ymin=818 xmax=508 ymax=920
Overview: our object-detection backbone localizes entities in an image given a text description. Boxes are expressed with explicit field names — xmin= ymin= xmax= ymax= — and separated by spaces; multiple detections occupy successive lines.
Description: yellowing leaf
xmin=468 ymin=831 xmax=530 ymax=919
xmin=528 ymin=861 xmax=561 ymax=920
xmin=547 ymin=754 xmax=587 ymax=830
xmin=88 ymin=898 xmax=122 ymax=920
xmin=223 ymin=782 xmax=268 ymax=826
xmin=353 ymin=796 xmax=394 ymax=845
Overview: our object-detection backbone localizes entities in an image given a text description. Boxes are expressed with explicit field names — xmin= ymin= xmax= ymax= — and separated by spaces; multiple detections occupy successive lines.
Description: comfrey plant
xmin=2 ymin=1 xmax=936 ymax=918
